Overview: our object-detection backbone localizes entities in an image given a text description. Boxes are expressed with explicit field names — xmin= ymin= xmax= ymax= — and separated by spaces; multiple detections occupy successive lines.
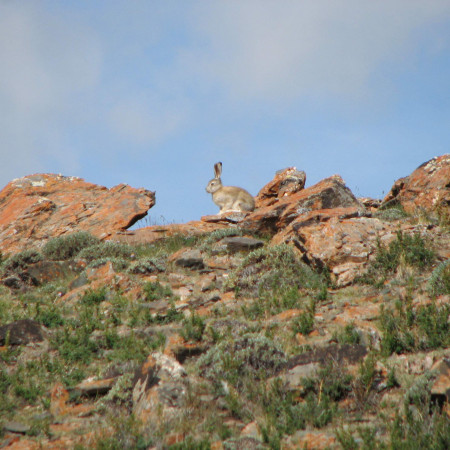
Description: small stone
xmin=75 ymin=377 xmax=117 ymax=396
xmin=169 ymin=249 xmax=205 ymax=270
xmin=221 ymin=236 xmax=265 ymax=253
xmin=430 ymin=358 xmax=450 ymax=401
xmin=3 ymin=421 xmax=31 ymax=434
xmin=0 ymin=319 xmax=44 ymax=346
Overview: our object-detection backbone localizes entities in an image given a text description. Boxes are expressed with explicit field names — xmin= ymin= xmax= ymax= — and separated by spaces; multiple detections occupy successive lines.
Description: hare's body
xmin=206 ymin=162 xmax=255 ymax=213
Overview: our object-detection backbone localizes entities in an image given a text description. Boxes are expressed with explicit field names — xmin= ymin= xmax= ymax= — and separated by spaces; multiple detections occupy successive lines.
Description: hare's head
xmin=205 ymin=162 xmax=223 ymax=194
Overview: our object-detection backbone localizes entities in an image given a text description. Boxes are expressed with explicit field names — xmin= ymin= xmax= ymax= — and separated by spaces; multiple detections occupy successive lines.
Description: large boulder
xmin=242 ymin=174 xmax=366 ymax=234
xmin=273 ymin=215 xmax=400 ymax=286
xmin=132 ymin=352 xmax=189 ymax=427
xmin=255 ymin=167 xmax=306 ymax=208
xmin=382 ymin=154 xmax=450 ymax=214
xmin=0 ymin=174 xmax=155 ymax=254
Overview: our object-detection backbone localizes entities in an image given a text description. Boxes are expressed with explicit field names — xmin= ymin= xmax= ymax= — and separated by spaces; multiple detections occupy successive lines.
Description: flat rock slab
xmin=220 ymin=236 xmax=265 ymax=252
xmin=74 ymin=377 xmax=117 ymax=396
xmin=0 ymin=173 xmax=155 ymax=254
xmin=169 ymin=249 xmax=205 ymax=270
xmin=3 ymin=421 xmax=31 ymax=434
xmin=0 ymin=319 xmax=44 ymax=345
xmin=285 ymin=344 xmax=368 ymax=370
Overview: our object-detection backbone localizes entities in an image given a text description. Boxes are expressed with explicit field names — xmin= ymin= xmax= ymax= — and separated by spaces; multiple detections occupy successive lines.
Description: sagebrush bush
xmin=128 ymin=257 xmax=165 ymax=274
xmin=226 ymin=244 xmax=326 ymax=297
xmin=1 ymin=249 xmax=42 ymax=275
xmin=42 ymin=232 xmax=100 ymax=260
xmin=427 ymin=260 xmax=450 ymax=296
xmin=375 ymin=204 xmax=409 ymax=222
xmin=87 ymin=257 xmax=130 ymax=271
xmin=77 ymin=241 xmax=134 ymax=262
xmin=198 ymin=334 xmax=286 ymax=389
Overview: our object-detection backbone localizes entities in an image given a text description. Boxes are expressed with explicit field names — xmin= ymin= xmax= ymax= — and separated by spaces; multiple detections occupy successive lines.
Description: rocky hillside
xmin=0 ymin=155 xmax=449 ymax=449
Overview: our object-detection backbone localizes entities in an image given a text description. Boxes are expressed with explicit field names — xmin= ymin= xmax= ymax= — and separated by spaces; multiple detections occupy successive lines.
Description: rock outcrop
xmin=0 ymin=174 xmax=155 ymax=254
xmin=243 ymin=174 xmax=366 ymax=235
xmin=255 ymin=167 xmax=306 ymax=208
xmin=1 ymin=156 xmax=449 ymax=450
xmin=114 ymin=159 xmax=450 ymax=286
xmin=382 ymin=154 xmax=450 ymax=214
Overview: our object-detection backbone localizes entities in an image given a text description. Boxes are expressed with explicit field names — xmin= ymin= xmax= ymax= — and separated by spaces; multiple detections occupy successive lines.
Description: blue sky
xmin=1 ymin=1 xmax=450 ymax=224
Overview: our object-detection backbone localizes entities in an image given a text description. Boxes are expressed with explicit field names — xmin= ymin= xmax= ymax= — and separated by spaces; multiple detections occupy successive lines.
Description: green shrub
xmin=35 ymin=305 xmax=65 ymax=328
xmin=387 ymin=376 xmax=450 ymax=449
xmin=198 ymin=334 xmax=286 ymax=390
xmin=42 ymin=232 xmax=100 ymax=260
xmin=258 ymin=378 xmax=307 ymax=446
xmin=81 ymin=287 xmax=108 ymax=306
xmin=292 ymin=309 xmax=315 ymax=336
xmin=335 ymin=426 xmax=381 ymax=450
xmin=180 ymin=311 xmax=206 ymax=342
xmin=259 ymin=363 xmax=352 ymax=446
xmin=1 ymin=249 xmax=42 ymax=275
xmin=333 ymin=322 xmax=361 ymax=345
xmin=128 ymin=257 xmax=166 ymax=274
xmin=302 ymin=361 xmax=353 ymax=403
xmin=134 ymin=234 xmax=199 ymax=259
xmin=88 ymin=257 xmax=130 ymax=271
xmin=227 ymin=244 xmax=327 ymax=298
xmin=376 ymin=231 xmax=434 ymax=273
xmin=427 ymin=260 xmax=450 ymax=296
xmin=95 ymin=413 xmax=153 ymax=450
xmin=416 ymin=302 xmax=450 ymax=349
xmin=375 ymin=204 xmax=409 ymax=222
xmin=362 ymin=231 xmax=435 ymax=286
xmin=143 ymin=281 xmax=173 ymax=301
xmin=54 ymin=325 xmax=100 ymax=364
xmin=102 ymin=331 xmax=165 ymax=363
xmin=379 ymin=300 xmax=450 ymax=356
xmin=77 ymin=241 xmax=134 ymax=262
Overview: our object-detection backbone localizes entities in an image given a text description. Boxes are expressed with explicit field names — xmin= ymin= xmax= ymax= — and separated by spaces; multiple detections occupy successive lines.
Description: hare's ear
xmin=214 ymin=162 xmax=223 ymax=178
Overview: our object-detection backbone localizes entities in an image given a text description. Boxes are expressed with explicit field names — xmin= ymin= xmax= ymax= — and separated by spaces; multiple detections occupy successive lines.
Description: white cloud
xmin=0 ymin=2 xmax=102 ymax=186
xmin=107 ymin=95 xmax=188 ymax=147
xmin=184 ymin=0 xmax=450 ymax=103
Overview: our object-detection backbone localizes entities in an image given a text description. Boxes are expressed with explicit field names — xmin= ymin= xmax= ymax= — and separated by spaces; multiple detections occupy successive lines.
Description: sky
xmin=1 ymin=1 xmax=450 ymax=225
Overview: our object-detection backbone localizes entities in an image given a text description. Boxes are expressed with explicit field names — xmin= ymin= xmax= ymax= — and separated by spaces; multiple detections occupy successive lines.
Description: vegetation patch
xmin=1 ymin=249 xmax=42 ymax=277
xmin=379 ymin=299 xmax=450 ymax=356
xmin=226 ymin=244 xmax=327 ymax=298
xmin=180 ymin=311 xmax=206 ymax=342
xmin=427 ymin=259 xmax=450 ymax=296
xmin=77 ymin=241 xmax=134 ymax=262
xmin=198 ymin=334 xmax=286 ymax=390
xmin=332 ymin=322 xmax=361 ymax=345
xmin=362 ymin=230 xmax=435 ymax=285
xmin=42 ymin=232 xmax=100 ymax=260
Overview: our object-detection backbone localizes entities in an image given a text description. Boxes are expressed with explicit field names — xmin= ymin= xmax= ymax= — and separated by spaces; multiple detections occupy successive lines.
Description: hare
xmin=205 ymin=162 xmax=255 ymax=213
